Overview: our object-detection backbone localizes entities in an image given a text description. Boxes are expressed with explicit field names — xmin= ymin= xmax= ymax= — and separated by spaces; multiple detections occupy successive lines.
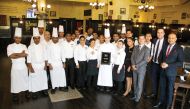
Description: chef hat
xmin=121 ymin=24 xmax=126 ymax=34
xmin=58 ymin=25 xmax=64 ymax=32
xmin=52 ymin=27 xmax=58 ymax=37
xmin=38 ymin=20 xmax=45 ymax=28
xmin=104 ymin=28 xmax=110 ymax=38
xmin=14 ymin=27 xmax=22 ymax=37
xmin=33 ymin=27 xmax=40 ymax=37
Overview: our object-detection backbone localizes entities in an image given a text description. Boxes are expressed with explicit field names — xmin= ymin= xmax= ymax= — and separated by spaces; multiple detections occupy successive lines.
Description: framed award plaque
xmin=101 ymin=52 xmax=111 ymax=65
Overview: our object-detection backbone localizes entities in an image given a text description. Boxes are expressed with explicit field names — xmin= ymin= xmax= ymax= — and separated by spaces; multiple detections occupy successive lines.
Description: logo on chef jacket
xmin=85 ymin=46 xmax=88 ymax=50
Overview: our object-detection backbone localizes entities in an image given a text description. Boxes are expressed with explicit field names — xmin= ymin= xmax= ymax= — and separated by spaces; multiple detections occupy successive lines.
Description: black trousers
xmin=65 ymin=58 xmax=75 ymax=87
xmin=151 ymin=62 xmax=161 ymax=95
xmin=77 ymin=61 xmax=87 ymax=88
xmin=143 ymin=62 xmax=152 ymax=95
xmin=46 ymin=66 xmax=52 ymax=89
xmin=87 ymin=75 xmax=98 ymax=88
xmin=113 ymin=80 xmax=123 ymax=93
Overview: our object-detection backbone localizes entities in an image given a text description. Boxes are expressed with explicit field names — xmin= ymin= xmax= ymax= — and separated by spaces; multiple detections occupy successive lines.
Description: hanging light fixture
xmin=134 ymin=0 xmax=155 ymax=12
xmin=90 ymin=0 xmax=105 ymax=9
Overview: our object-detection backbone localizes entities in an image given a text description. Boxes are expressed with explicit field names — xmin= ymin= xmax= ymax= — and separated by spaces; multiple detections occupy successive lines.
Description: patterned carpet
xmin=48 ymin=88 xmax=83 ymax=103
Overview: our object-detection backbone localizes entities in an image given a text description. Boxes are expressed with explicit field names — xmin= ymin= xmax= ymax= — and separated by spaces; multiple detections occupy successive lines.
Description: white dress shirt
xmin=86 ymin=46 xmax=98 ymax=61
xmin=62 ymin=40 xmax=76 ymax=58
xmin=114 ymin=48 xmax=126 ymax=71
xmin=153 ymin=38 xmax=164 ymax=63
xmin=145 ymin=42 xmax=154 ymax=56
xmin=74 ymin=44 xmax=88 ymax=65
xmin=166 ymin=43 xmax=175 ymax=56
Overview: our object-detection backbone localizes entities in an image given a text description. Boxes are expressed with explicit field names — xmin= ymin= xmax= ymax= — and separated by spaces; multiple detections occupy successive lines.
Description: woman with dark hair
xmin=123 ymin=37 xmax=135 ymax=96
xmin=112 ymin=40 xmax=126 ymax=95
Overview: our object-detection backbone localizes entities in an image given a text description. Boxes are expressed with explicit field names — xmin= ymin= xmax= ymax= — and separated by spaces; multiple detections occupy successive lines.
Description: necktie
xmin=166 ymin=45 xmax=171 ymax=57
xmin=153 ymin=40 xmax=160 ymax=62
xmin=139 ymin=45 xmax=141 ymax=50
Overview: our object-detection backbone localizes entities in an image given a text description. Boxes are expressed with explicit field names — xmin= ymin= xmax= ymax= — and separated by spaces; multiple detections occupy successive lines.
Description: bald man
xmin=153 ymin=33 xmax=184 ymax=109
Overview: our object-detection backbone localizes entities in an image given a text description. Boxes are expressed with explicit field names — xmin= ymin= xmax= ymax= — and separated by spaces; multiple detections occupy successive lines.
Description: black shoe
xmin=70 ymin=86 xmax=75 ymax=89
xmin=146 ymin=93 xmax=156 ymax=98
xmin=153 ymin=102 xmax=163 ymax=108
xmin=32 ymin=93 xmax=38 ymax=99
xmin=25 ymin=91 xmax=31 ymax=100
xmin=12 ymin=94 xmax=19 ymax=102
xmin=82 ymin=87 xmax=86 ymax=90
xmin=130 ymin=96 xmax=136 ymax=101
xmin=43 ymin=90 xmax=48 ymax=96
xmin=99 ymin=87 xmax=104 ymax=92
xmin=51 ymin=89 xmax=56 ymax=94
xmin=166 ymin=105 xmax=171 ymax=109
xmin=59 ymin=87 xmax=68 ymax=92
xmin=134 ymin=100 xmax=139 ymax=105
xmin=105 ymin=87 xmax=111 ymax=92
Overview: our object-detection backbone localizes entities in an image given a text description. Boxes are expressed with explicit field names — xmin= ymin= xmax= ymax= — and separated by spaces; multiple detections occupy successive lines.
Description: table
xmin=171 ymin=77 xmax=190 ymax=109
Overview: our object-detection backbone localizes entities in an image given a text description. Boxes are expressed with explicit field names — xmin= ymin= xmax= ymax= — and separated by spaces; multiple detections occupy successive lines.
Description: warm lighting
xmin=41 ymin=4 xmax=45 ymax=8
xmin=135 ymin=0 xmax=154 ymax=12
xmin=32 ymin=4 xmax=36 ymax=8
xmin=134 ymin=24 xmax=140 ymax=28
xmin=49 ymin=20 xmax=53 ymax=24
xmin=149 ymin=25 xmax=156 ymax=29
xmin=19 ymin=20 xmax=23 ymax=24
xmin=90 ymin=0 xmax=105 ymax=9
xmin=47 ymin=4 xmax=51 ymax=9
xmin=104 ymin=23 xmax=110 ymax=27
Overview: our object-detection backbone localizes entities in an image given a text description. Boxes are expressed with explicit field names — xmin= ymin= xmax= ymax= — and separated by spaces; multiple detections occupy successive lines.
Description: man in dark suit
xmin=153 ymin=33 xmax=184 ymax=109
xmin=147 ymin=28 xmax=168 ymax=99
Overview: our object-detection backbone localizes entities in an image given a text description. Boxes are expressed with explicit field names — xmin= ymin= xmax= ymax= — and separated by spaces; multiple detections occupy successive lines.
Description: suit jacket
xmin=131 ymin=45 xmax=150 ymax=73
xmin=152 ymin=38 xmax=168 ymax=63
xmin=159 ymin=44 xmax=184 ymax=76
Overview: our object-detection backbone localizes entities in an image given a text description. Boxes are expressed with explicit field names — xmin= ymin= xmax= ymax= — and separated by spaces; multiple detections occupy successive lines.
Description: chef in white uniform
xmin=58 ymin=25 xmax=65 ymax=44
xmin=7 ymin=27 xmax=29 ymax=102
xmin=30 ymin=20 xmax=45 ymax=44
xmin=41 ymin=31 xmax=51 ymax=89
xmin=97 ymin=28 xmax=115 ymax=92
xmin=48 ymin=27 xmax=67 ymax=94
xmin=27 ymin=27 xmax=48 ymax=99
xmin=120 ymin=24 xmax=127 ymax=42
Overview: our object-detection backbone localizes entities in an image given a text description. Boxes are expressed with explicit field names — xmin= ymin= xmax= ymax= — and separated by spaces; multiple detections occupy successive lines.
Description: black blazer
xmin=152 ymin=38 xmax=168 ymax=62
xmin=159 ymin=44 xmax=184 ymax=76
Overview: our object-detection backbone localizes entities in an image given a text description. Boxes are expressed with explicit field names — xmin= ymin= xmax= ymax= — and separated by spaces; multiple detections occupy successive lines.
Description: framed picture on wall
xmin=120 ymin=8 xmax=126 ymax=15
xmin=117 ymin=15 xmax=122 ymax=20
xmin=50 ymin=11 xmax=56 ymax=17
xmin=104 ymin=12 xmax=108 ymax=17
xmin=153 ymin=14 xmax=157 ymax=19
xmin=181 ymin=12 xmax=187 ymax=19
xmin=161 ymin=19 xmax=165 ymax=23
xmin=172 ymin=20 xmax=178 ymax=24
xmin=99 ymin=14 xmax=103 ymax=20
xmin=109 ymin=10 xmax=113 ymax=16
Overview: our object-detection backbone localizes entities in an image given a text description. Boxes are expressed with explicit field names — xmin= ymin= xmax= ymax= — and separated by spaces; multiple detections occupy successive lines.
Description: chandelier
xmin=134 ymin=0 xmax=155 ymax=12
xmin=90 ymin=0 xmax=105 ymax=9
xmin=23 ymin=0 xmax=37 ymax=3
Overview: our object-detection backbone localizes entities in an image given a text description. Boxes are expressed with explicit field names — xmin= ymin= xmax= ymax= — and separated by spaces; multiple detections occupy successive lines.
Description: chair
xmin=175 ymin=68 xmax=190 ymax=109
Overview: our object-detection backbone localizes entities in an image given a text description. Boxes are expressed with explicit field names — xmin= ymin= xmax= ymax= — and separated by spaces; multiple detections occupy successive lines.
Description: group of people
xmin=7 ymin=20 xmax=184 ymax=109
